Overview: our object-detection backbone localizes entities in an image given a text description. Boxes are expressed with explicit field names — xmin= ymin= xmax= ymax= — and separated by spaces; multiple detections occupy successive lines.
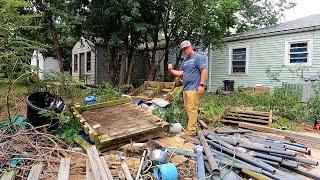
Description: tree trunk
xmin=175 ymin=50 xmax=183 ymax=69
xmin=163 ymin=37 xmax=170 ymax=76
xmin=118 ymin=45 xmax=127 ymax=86
xmin=147 ymin=30 xmax=159 ymax=80
xmin=126 ymin=47 xmax=136 ymax=84
xmin=51 ymin=30 xmax=64 ymax=72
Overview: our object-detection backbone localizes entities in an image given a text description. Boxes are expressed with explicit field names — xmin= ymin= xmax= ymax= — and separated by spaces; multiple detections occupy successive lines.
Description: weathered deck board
xmin=27 ymin=163 xmax=44 ymax=180
xmin=1 ymin=171 xmax=16 ymax=180
xmin=57 ymin=157 xmax=71 ymax=180
xmin=87 ymin=146 xmax=109 ymax=180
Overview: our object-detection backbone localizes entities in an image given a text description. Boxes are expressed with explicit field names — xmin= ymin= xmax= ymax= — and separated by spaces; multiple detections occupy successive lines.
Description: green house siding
xmin=210 ymin=30 xmax=320 ymax=91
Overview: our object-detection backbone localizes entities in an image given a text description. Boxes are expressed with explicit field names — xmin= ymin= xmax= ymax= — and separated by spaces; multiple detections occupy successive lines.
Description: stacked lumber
xmin=222 ymin=108 xmax=273 ymax=127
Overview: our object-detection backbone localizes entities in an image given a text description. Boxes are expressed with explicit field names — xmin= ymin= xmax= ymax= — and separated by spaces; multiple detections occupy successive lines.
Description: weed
xmin=54 ymin=119 xmax=82 ymax=144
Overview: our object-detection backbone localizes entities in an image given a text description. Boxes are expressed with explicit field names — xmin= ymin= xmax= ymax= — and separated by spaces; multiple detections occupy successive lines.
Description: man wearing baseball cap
xmin=168 ymin=40 xmax=208 ymax=138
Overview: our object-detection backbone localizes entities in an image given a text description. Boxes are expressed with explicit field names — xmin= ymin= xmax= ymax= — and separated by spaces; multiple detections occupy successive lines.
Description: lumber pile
xmin=222 ymin=108 xmax=273 ymax=127
xmin=131 ymin=81 xmax=178 ymax=100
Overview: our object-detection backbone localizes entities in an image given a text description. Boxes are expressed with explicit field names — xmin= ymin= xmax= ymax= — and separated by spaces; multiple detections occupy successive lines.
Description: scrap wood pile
xmin=0 ymin=123 xmax=86 ymax=179
xmin=167 ymin=128 xmax=320 ymax=180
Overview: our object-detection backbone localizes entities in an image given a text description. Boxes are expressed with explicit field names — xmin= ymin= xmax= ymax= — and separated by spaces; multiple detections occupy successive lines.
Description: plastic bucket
xmin=153 ymin=163 xmax=178 ymax=180
xmin=26 ymin=92 xmax=64 ymax=131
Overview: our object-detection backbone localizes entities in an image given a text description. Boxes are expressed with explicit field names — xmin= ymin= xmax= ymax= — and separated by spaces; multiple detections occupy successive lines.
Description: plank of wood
xmin=27 ymin=163 xmax=44 ymax=180
xmin=226 ymin=112 xmax=270 ymax=120
xmin=199 ymin=119 xmax=209 ymax=129
xmin=1 ymin=171 xmax=16 ymax=180
xmin=74 ymin=135 xmax=92 ymax=150
xmin=228 ymin=109 xmax=270 ymax=116
xmin=100 ymin=156 xmax=114 ymax=180
xmin=87 ymin=145 xmax=109 ymax=180
xmin=224 ymin=116 xmax=269 ymax=124
xmin=86 ymin=159 xmax=94 ymax=180
xmin=57 ymin=157 xmax=71 ymax=180
xmin=238 ymin=122 xmax=320 ymax=147
xmin=241 ymin=169 xmax=269 ymax=180
xmin=82 ymin=98 xmax=130 ymax=111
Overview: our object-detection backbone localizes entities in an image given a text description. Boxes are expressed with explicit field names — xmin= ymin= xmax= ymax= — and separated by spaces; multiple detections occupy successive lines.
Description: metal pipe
xmin=287 ymin=167 xmax=320 ymax=180
xmin=216 ymin=136 xmax=239 ymax=146
xmin=198 ymin=130 xmax=220 ymax=175
xmin=255 ymin=157 xmax=280 ymax=167
xmin=195 ymin=146 xmax=206 ymax=180
xmin=269 ymin=152 xmax=319 ymax=166
xmin=208 ymin=141 xmax=276 ymax=173
xmin=252 ymin=152 xmax=282 ymax=162
xmin=171 ymin=148 xmax=263 ymax=173
xmin=283 ymin=144 xmax=309 ymax=154
xmin=207 ymin=135 xmax=236 ymax=150
xmin=280 ymin=160 xmax=299 ymax=169
xmin=214 ymin=129 xmax=252 ymax=134
xmin=261 ymin=170 xmax=282 ymax=180
xmin=238 ymin=143 xmax=297 ymax=156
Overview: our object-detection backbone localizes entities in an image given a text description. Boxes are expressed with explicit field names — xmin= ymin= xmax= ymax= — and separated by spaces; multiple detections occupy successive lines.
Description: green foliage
xmin=199 ymin=94 xmax=224 ymax=120
xmin=54 ymin=119 xmax=82 ymax=144
xmin=272 ymin=117 xmax=299 ymax=132
xmin=154 ymin=99 xmax=188 ymax=128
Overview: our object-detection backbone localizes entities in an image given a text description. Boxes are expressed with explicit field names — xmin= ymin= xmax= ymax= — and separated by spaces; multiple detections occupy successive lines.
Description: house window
xmin=86 ymin=51 xmax=91 ymax=72
xmin=285 ymin=39 xmax=313 ymax=66
xmin=74 ymin=54 xmax=78 ymax=72
xmin=229 ymin=45 xmax=249 ymax=75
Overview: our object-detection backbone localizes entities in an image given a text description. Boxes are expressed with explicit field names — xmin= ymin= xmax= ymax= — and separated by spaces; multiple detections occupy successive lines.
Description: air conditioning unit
xmin=282 ymin=82 xmax=311 ymax=103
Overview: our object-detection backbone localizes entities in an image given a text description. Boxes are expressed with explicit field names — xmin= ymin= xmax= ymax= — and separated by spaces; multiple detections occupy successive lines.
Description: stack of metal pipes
xmin=170 ymin=129 xmax=320 ymax=180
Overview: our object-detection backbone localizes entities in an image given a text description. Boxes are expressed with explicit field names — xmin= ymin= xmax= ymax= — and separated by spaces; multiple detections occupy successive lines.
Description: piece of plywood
xmin=87 ymin=146 xmax=108 ymax=180
xmin=27 ymin=163 xmax=44 ymax=180
xmin=57 ymin=157 xmax=71 ymax=180
xmin=1 ymin=171 xmax=16 ymax=180
xmin=154 ymin=136 xmax=195 ymax=152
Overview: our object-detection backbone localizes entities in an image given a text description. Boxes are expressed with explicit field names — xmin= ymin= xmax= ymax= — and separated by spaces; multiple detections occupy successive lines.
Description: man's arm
xmin=200 ymin=68 xmax=207 ymax=85
xmin=170 ymin=69 xmax=184 ymax=77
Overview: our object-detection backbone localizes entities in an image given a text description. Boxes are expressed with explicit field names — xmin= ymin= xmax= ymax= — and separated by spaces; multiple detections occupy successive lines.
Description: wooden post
xmin=197 ymin=130 xmax=220 ymax=175
xmin=268 ymin=110 xmax=273 ymax=127
xmin=57 ymin=157 xmax=71 ymax=180
xmin=100 ymin=156 xmax=114 ymax=180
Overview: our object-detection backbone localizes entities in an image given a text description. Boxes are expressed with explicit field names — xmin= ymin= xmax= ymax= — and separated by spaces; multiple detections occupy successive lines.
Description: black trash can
xmin=26 ymin=92 xmax=64 ymax=131
xmin=223 ymin=80 xmax=234 ymax=91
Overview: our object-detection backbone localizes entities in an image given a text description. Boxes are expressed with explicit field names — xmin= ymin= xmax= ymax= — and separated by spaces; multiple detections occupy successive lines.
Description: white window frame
xmin=284 ymin=38 xmax=313 ymax=66
xmin=229 ymin=44 xmax=250 ymax=75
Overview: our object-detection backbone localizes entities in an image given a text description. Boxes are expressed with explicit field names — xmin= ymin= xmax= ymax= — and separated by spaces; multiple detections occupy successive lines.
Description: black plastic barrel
xmin=26 ymin=92 xmax=64 ymax=131
xmin=223 ymin=80 xmax=234 ymax=91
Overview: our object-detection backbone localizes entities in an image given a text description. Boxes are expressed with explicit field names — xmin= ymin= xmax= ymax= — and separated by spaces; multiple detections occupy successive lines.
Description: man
xmin=168 ymin=40 xmax=208 ymax=137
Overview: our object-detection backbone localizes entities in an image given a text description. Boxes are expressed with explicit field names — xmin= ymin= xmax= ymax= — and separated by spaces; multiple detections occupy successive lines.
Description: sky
xmin=282 ymin=0 xmax=320 ymax=22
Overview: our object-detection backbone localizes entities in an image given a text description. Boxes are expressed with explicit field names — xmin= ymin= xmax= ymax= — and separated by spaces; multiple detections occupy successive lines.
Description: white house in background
xmin=31 ymin=50 xmax=60 ymax=80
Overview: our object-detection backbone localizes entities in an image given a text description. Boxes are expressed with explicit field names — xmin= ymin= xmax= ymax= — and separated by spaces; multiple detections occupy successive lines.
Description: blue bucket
xmin=153 ymin=163 xmax=178 ymax=180
xmin=85 ymin=94 xmax=97 ymax=105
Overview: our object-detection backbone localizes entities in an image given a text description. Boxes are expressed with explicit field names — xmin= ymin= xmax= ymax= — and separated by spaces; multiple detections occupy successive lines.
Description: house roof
xmin=226 ymin=14 xmax=320 ymax=42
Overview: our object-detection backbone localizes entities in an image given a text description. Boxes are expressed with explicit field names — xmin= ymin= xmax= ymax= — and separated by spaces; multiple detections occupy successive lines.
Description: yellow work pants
xmin=183 ymin=91 xmax=201 ymax=136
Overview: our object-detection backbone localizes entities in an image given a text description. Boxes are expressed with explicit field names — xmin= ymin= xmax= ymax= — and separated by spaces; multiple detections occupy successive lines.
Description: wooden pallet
xmin=222 ymin=108 xmax=273 ymax=127
xmin=72 ymin=98 xmax=169 ymax=149
xmin=131 ymin=81 xmax=176 ymax=100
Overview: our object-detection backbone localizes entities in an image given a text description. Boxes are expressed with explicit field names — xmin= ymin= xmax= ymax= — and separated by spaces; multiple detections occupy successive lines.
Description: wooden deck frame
xmin=73 ymin=97 xmax=169 ymax=149
xmin=131 ymin=81 xmax=176 ymax=100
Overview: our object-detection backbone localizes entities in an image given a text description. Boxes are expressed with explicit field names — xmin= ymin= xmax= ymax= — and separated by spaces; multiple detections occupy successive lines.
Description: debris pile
xmin=168 ymin=128 xmax=320 ymax=179
xmin=0 ymin=122 xmax=86 ymax=179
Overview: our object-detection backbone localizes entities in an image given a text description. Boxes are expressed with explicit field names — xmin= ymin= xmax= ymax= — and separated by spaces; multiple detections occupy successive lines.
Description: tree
xmin=32 ymin=0 xmax=89 ymax=72
xmin=0 ymin=0 xmax=44 ymax=119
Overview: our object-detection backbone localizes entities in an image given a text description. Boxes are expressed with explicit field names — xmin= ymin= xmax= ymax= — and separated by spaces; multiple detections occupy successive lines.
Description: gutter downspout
xmin=207 ymin=44 xmax=212 ymax=92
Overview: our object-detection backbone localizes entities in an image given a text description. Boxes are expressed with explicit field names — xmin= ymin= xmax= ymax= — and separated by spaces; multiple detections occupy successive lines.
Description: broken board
xmin=73 ymin=98 xmax=169 ymax=149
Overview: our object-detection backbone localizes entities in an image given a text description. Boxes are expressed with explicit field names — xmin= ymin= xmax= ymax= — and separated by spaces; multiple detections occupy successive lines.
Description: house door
xmin=79 ymin=53 xmax=85 ymax=80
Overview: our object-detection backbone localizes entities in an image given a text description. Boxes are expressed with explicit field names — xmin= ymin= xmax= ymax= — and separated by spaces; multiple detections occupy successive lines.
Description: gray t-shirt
xmin=180 ymin=52 xmax=207 ymax=91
